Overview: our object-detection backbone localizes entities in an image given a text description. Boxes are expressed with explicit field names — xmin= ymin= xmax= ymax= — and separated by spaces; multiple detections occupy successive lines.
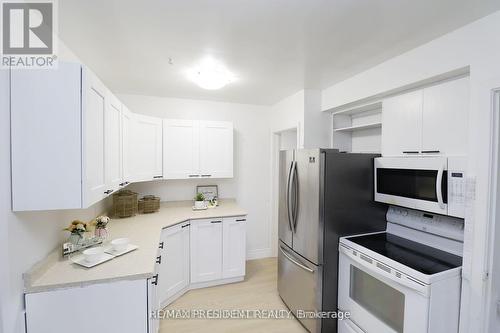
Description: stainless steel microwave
xmin=374 ymin=157 xmax=466 ymax=218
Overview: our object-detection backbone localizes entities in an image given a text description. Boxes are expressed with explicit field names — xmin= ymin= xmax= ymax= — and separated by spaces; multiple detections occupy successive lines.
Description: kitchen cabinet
xmin=105 ymin=93 xmax=123 ymax=192
xmin=421 ymin=77 xmax=468 ymax=156
xmin=25 ymin=279 xmax=151 ymax=333
xmin=381 ymin=90 xmax=423 ymax=156
xmin=158 ymin=222 xmax=190 ymax=306
xmin=199 ymin=121 xmax=234 ymax=178
xmin=222 ymin=217 xmax=247 ymax=278
xmin=121 ymin=106 xmax=134 ymax=185
xmin=162 ymin=119 xmax=200 ymax=179
xmin=131 ymin=114 xmax=163 ymax=182
xmin=163 ymin=120 xmax=233 ymax=179
xmin=190 ymin=218 xmax=223 ymax=283
xmin=381 ymin=77 xmax=469 ymax=156
xmin=11 ymin=63 xmax=120 ymax=211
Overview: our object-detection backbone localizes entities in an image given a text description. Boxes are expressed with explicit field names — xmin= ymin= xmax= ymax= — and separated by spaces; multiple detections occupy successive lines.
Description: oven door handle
xmin=436 ymin=164 xmax=445 ymax=209
xmin=340 ymin=245 xmax=430 ymax=296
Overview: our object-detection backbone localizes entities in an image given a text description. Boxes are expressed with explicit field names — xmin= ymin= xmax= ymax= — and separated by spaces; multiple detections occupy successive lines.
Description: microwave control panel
xmin=448 ymin=157 xmax=467 ymax=218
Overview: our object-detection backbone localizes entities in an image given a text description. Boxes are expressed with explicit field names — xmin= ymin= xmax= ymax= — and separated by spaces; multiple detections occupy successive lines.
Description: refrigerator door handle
xmin=286 ymin=161 xmax=295 ymax=232
xmin=292 ymin=161 xmax=299 ymax=232
xmin=280 ymin=246 xmax=314 ymax=273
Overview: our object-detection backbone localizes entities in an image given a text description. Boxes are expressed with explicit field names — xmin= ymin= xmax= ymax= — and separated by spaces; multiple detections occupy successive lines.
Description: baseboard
xmin=246 ymin=247 xmax=273 ymax=260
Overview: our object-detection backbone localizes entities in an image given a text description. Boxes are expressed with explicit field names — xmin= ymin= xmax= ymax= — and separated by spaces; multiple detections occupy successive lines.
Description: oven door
xmin=374 ymin=157 xmax=448 ymax=215
xmin=338 ymin=244 xmax=430 ymax=333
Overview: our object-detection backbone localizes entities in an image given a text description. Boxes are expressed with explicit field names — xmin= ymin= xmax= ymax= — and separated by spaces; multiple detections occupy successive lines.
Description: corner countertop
xmin=24 ymin=199 xmax=247 ymax=293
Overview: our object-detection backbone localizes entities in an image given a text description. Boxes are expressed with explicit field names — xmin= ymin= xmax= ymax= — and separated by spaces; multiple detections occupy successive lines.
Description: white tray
xmin=103 ymin=244 xmax=139 ymax=257
xmin=71 ymin=252 xmax=115 ymax=268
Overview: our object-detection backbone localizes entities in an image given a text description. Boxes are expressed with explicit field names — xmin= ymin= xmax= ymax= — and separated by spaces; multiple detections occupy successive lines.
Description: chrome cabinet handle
xmin=279 ymin=246 xmax=313 ymax=273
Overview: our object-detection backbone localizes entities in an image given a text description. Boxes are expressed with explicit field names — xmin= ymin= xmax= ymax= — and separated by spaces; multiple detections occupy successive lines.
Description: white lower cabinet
xmin=190 ymin=218 xmax=224 ymax=283
xmin=158 ymin=222 xmax=190 ymax=306
xmin=222 ymin=217 xmax=247 ymax=278
xmin=25 ymin=279 xmax=151 ymax=333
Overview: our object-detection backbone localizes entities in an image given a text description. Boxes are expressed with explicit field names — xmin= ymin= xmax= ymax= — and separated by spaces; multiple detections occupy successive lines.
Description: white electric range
xmin=338 ymin=206 xmax=464 ymax=333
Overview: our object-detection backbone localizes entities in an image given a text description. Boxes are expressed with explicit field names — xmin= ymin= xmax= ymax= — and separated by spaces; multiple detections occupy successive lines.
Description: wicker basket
xmin=138 ymin=195 xmax=160 ymax=214
xmin=113 ymin=190 xmax=138 ymax=218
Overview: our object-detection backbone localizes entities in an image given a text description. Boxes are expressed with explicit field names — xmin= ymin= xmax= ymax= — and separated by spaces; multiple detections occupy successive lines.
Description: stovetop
xmin=345 ymin=232 xmax=462 ymax=275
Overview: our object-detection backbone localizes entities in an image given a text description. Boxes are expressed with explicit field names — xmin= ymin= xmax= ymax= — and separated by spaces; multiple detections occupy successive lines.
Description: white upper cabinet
xmin=381 ymin=77 xmax=469 ymax=157
xmin=222 ymin=216 xmax=246 ymax=279
xmin=163 ymin=120 xmax=200 ymax=179
xmin=131 ymin=114 xmax=163 ymax=182
xmin=199 ymin=121 xmax=234 ymax=178
xmin=382 ymin=90 xmax=423 ymax=156
xmin=11 ymin=63 xmax=83 ymax=211
xmin=162 ymin=120 xmax=233 ymax=180
xmin=190 ymin=218 xmax=223 ymax=283
xmin=422 ymin=77 xmax=469 ymax=156
xmin=105 ymin=94 xmax=123 ymax=193
xmin=121 ymin=106 xmax=134 ymax=185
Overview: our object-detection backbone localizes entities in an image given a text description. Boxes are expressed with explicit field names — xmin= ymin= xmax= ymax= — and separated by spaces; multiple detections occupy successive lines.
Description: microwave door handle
xmin=287 ymin=161 xmax=294 ymax=232
xmin=339 ymin=245 xmax=429 ymax=296
xmin=436 ymin=165 xmax=445 ymax=209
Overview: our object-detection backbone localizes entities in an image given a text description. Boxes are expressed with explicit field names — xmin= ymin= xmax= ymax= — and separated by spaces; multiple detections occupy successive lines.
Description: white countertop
xmin=24 ymin=199 xmax=247 ymax=293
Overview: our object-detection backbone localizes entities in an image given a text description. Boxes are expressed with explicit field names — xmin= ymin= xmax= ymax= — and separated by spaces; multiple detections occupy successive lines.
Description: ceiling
xmin=59 ymin=0 xmax=500 ymax=105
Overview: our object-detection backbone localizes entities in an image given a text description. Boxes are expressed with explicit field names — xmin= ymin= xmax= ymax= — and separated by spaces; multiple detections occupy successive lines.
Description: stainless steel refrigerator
xmin=277 ymin=149 xmax=387 ymax=333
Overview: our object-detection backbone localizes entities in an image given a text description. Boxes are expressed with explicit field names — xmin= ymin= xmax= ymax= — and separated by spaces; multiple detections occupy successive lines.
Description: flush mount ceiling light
xmin=187 ymin=58 xmax=235 ymax=90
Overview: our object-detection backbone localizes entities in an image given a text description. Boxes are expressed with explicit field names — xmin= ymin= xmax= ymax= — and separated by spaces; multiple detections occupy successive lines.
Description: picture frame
xmin=196 ymin=185 xmax=219 ymax=202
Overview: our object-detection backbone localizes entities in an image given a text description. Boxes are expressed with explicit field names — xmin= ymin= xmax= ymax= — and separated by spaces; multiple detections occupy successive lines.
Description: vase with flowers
xmin=92 ymin=216 xmax=110 ymax=239
xmin=64 ymin=220 xmax=88 ymax=245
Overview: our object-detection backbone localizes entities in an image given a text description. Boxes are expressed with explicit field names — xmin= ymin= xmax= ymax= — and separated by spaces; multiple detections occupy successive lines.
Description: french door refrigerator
xmin=277 ymin=149 xmax=387 ymax=333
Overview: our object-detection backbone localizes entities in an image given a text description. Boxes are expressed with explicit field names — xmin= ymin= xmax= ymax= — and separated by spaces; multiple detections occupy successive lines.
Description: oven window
xmin=377 ymin=168 xmax=447 ymax=203
xmin=350 ymin=265 xmax=405 ymax=333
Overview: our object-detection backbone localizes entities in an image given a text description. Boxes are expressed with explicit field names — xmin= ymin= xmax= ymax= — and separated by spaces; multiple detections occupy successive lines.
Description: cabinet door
xmin=199 ymin=121 xmax=233 ymax=178
xmin=422 ymin=77 xmax=469 ymax=156
xmin=105 ymin=94 xmax=123 ymax=192
xmin=121 ymin=106 xmax=134 ymax=185
xmin=83 ymin=69 xmax=107 ymax=207
xmin=222 ymin=216 xmax=246 ymax=278
xmin=158 ymin=222 xmax=190 ymax=305
xmin=163 ymin=119 xmax=200 ymax=179
xmin=381 ymin=90 xmax=423 ymax=156
xmin=190 ymin=218 xmax=223 ymax=283
xmin=132 ymin=114 xmax=163 ymax=182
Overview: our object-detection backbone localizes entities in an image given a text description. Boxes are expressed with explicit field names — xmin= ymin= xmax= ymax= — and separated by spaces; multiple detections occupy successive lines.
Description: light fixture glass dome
xmin=188 ymin=58 xmax=235 ymax=90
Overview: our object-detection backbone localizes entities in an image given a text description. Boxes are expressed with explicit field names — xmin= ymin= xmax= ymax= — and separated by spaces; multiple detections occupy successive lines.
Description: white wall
xmin=320 ymin=10 xmax=500 ymax=333
xmin=118 ymin=94 xmax=273 ymax=260
xmin=0 ymin=40 xmax=111 ymax=333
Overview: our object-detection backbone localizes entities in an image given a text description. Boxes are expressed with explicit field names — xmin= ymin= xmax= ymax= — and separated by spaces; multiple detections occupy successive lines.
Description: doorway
xmin=270 ymin=127 xmax=298 ymax=257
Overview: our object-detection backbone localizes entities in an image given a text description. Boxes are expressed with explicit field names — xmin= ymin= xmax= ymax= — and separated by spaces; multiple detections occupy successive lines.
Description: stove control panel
xmin=387 ymin=206 xmax=464 ymax=241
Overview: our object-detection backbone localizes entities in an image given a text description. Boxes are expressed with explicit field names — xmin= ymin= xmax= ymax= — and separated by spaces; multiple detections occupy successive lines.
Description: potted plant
xmin=194 ymin=193 xmax=205 ymax=209
xmin=91 ymin=215 xmax=110 ymax=239
xmin=64 ymin=220 xmax=88 ymax=245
